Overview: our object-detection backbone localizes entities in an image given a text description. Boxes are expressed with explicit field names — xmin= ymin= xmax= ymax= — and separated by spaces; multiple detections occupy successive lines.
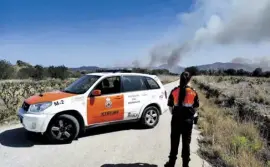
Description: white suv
xmin=18 ymin=72 xmax=168 ymax=143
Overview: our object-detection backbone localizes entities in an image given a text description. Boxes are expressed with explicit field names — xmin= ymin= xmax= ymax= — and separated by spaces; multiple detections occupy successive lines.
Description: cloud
xmin=145 ymin=0 xmax=270 ymax=68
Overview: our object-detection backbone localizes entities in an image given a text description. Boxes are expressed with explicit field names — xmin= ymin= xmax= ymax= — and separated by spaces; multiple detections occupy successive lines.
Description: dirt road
xmin=0 ymin=80 xmax=211 ymax=167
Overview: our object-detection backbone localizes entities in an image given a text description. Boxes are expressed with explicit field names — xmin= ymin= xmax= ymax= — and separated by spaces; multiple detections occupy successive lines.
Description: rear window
xmin=122 ymin=76 xmax=148 ymax=92
xmin=145 ymin=77 xmax=160 ymax=89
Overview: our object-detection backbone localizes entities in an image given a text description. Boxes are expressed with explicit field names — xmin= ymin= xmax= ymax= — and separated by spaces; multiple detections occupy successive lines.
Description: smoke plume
xmin=231 ymin=56 xmax=270 ymax=69
xmin=231 ymin=57 xmax=251 ymax=64
xmin=147 ymin=0 xmax=270 ymax=68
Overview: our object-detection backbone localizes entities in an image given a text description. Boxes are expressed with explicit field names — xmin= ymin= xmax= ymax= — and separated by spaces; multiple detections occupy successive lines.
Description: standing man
xmin=164 ymin=71 xmax=199 ymax=167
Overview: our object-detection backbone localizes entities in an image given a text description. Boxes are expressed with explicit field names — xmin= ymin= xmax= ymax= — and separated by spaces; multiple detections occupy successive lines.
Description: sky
xmin=1 ymin=0 xmax=270 ymax=68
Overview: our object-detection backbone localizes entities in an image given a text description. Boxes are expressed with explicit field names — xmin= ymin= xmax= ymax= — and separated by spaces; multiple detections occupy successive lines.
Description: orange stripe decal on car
xmin=25 ymin=91 xmax=76 ymax=105
xmin=87 ymin=94 xmax=124 ymax=125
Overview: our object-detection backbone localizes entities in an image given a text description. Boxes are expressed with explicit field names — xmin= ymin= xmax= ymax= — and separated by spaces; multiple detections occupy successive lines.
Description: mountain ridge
xmin=69 ymin=62 xmax=269 ymax=73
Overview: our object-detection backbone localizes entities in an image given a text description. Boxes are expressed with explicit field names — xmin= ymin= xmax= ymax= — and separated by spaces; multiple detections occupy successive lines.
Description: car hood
xmin=25 ymin=91 xmax=77 ymax=105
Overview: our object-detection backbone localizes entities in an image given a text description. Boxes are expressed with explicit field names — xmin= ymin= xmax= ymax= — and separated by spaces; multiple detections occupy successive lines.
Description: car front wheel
xmin=46 ymin=114 xmax=80 ymax=144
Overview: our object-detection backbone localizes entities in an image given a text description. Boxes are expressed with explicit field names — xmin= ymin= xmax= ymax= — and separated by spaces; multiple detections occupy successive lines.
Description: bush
xmin=185 ymin=66 xmax=199 ymax=76
xmin=0 ymin=60 xmax=15 ymax=79
xmin=16 ymin=67 xmax=35 ymax=79
xmin=0 ymin=78 xmax=76 ymax=122
xmin=47 ymin=65 xmax=69 ymax=80
xmin=0 ymin=75 xmax=175 ymax=123
xmin=252 ymin=68 xmax=263 ymax=77
xmin=194 ymin=83 xmax=267 ymax=167
xmin=32 ymin=65 xmax=46 ymax=80
xmin=16 ymin=60 xmax=32 ymax=67
xmin=16 ymin=65 xmax=46 ymax=80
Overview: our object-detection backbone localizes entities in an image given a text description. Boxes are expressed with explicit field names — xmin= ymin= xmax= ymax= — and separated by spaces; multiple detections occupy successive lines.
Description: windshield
xmin=63 ymin=75 xmax=101 ymax=94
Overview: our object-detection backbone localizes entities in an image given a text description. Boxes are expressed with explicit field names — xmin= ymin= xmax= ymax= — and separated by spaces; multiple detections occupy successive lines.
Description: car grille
xmin=22 ymin=102 xmax=30 ymax=111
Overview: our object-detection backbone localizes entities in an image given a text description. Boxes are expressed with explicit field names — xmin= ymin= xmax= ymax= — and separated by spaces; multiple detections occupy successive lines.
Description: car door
xmin=121 ymin=75 xmax=149 ymax=120
xmin=144 ymin=76 xmax=165 ymax=108
xmin=87 ymin=76 xmax=124 ymax=125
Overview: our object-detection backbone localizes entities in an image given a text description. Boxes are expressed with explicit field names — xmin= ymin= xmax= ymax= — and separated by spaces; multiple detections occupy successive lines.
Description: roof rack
xmin=95 ymin=69 xmax=133 ymax=73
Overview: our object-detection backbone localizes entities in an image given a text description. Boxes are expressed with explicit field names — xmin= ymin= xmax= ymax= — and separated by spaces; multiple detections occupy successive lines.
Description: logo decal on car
xmin=127 ymin=112 xmax=138 ymax=118
xmin=105 ymin=97 xmax=112 ymax=108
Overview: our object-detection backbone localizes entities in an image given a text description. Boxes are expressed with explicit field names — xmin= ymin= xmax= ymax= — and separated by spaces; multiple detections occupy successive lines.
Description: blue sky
xmin=1 ymin=0 xmax=270 ymax=68
xmin=0 ymin=0 xmax=191 ymax=67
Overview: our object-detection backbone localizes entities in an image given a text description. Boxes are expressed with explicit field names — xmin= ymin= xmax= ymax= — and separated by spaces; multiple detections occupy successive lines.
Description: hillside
xmin=70 ymin=62 xmax=262 ymax=74
xmin=69 ymin=66 xmax=99 ymax=71
xmin=196 ymin=62 xmax=256 ymax=72
xmin=193 ymin=76 xmax=270 ymax=167
xmin=153 ymin=64 xmax=185 ymax=73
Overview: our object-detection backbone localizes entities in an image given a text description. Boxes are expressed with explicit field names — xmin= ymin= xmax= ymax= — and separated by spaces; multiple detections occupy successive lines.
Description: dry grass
xmin=0 ymin=78 xmax=77 ymax=124
xmin=194 ymin=76 xmax=270 ymax=109
xmin=0 ymin=75 xmax=177 ymax=124
xmin=192 ymin=77 xmax=270 ymax=167
xmin=157 ymin=75 xmax=179 ymax=84
xmin=193 ymin=76 xmax=270 ymax=141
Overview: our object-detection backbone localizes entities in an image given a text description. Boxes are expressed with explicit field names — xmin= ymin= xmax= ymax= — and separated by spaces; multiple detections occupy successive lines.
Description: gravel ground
xmin=0 ymin=81 xmax=211 ymax=167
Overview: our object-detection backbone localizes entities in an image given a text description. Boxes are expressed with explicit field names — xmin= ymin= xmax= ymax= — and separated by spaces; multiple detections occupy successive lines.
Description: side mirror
xmin=91 ymin=89 xmax=101 ymax=96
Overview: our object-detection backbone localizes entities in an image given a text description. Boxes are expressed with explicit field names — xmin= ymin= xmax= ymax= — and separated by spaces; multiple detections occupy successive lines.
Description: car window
xmin=145 ymin=77 xmax=160 ymax=89
xmin=94 ymin=76 xmax=121 ymax=95
xmin=122 ymin=76 xmax=147 ymax=92
xmin=63 ymin=75 xmax=100 ymax=94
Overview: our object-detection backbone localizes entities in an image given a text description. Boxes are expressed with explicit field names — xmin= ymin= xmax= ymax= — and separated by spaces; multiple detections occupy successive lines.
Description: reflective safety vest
xmin=171 ymin=87 xmax=197 ymax=107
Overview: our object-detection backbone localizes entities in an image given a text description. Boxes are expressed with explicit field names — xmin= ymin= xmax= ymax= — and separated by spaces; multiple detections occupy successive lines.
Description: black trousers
xmin=168 ymin=109 xmax=194 ymax=163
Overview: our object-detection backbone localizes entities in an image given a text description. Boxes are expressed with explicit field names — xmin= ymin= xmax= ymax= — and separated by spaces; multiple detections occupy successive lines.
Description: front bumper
xmin=17 ymin=108 xmax=52 ymax=133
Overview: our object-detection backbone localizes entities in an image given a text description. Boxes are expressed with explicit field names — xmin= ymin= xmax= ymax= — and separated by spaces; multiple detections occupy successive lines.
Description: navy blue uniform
xmin=165 ymin=85 xmax=199 ymax=167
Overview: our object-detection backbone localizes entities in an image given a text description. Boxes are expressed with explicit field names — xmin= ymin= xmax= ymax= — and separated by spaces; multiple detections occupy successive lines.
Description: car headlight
xmin=28 ymin=102 xmax=52 ymax=113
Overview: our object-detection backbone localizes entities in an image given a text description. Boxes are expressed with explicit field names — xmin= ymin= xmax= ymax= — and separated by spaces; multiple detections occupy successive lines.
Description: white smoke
xmin=148 ymin=0 xmax=270 ymax=67
xmin=232 ymin=56 xmax=270 ymax=69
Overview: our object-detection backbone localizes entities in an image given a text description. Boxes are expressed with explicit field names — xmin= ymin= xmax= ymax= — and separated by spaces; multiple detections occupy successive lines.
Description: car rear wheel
xmin=46 ymin=114 xmax=80 ymax=144
xmin=140 ymin=106 xmax=160 ymax=128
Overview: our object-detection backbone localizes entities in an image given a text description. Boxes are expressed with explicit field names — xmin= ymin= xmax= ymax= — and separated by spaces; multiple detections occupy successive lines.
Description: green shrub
xmin=0 ymin=60 xmax=15 ymax=79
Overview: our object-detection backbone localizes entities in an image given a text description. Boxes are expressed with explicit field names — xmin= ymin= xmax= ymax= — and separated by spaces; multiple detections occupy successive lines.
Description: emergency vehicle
xmin=18 ymin=72 xmax=169 ymax=143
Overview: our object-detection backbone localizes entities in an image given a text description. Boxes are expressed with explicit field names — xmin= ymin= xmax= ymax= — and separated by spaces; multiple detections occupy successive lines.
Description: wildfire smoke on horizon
xmin=138 ymin=0 xmax=270 ymax=69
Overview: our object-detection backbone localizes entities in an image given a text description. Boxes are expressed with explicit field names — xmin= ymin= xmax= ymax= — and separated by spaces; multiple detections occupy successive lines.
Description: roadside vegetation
xmin=0 ymin=59 xmax=178 ymax=124
xmin=0 ymin=59 xmax=177 ymax=80
xmin=192 ymin=76 xmax=270 ymax=167
xmin=2 ymin=58 xmax=270 ymax=166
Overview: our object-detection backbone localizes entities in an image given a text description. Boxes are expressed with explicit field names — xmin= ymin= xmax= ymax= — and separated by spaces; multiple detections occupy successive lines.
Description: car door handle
xmin=114 ymin=96 xmax=122 ymax=99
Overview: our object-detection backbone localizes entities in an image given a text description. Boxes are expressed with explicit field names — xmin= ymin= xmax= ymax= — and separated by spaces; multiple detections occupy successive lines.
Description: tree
xmin=16 ymin=60 xmax=31 ymax=67
xmin=131 ymin=68 xmax=149 ymax=74
xmin=236 ymin=69 xmax=250 ymax=76
xmin=263 ymin=71 xmax=270 ymax=78
xmin=32 ymin=65 xmax=45 ymax=80
xmin=252 ymin=68 xmax=263 ymax=77
xmin=16 ymin=67 xmax=35 ymax=79
xmin=0 ymin=59 xmax=15 ymax=79
xmin=199 ymin=70 xmax=208 ymax=75
xmin=185 ymin=66 xmax=199 ymax=76
xmin=69 ymin=71 xmax=83 ymax=78
xmin=224 ymin=68 xmax=237 ymax=76
xmin=48 ymin=65 xmax=69 ymax=79
xmin=151 ymin=69 xmax=170 ymax=75
xmin=217 ymin=69 xmax=225 ymax=76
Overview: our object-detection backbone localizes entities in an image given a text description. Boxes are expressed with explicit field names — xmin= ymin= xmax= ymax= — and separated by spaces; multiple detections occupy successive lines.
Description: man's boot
xmin=182 ymin=158 xmax=190 ymax=167
xmin=164 ymin=158 xmax=176 ymax=167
